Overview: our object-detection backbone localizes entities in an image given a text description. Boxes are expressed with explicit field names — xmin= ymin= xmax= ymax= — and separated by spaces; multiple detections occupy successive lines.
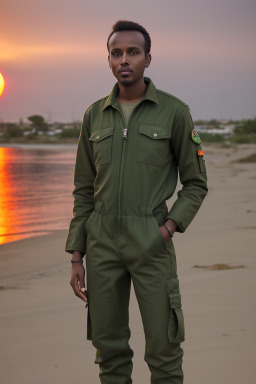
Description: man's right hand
xmin=70 ymin=251 xmax=88 ymax=303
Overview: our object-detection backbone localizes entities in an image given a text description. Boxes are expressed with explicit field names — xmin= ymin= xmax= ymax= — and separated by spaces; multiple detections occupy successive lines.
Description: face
xmin=108 ymin=30 xmax=151 ymax=86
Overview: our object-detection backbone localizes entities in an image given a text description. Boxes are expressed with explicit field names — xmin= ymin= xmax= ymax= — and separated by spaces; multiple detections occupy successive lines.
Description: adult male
xmin=66 ymin=20 xmax=207 ymax=384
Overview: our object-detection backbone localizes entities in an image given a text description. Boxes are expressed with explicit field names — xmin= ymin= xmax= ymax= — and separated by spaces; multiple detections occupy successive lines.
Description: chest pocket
xmin=137 ymin=124 xmax=171 ymax=167
xmin=89 ymin=127 xmax=114 ymax=166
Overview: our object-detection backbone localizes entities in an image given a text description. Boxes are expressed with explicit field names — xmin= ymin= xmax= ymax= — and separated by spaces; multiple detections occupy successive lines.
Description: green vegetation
xmin=208 ymin=119 xmax=221 ymax=127
xmin=27 ymin=115 xmax=48 ymax=132
xmin=59 ymin=127 xmax=80 ymax=138
xmin=231 ymin=119 xmax=256 ymax=144
xmin=3 ymin=124 xmax=23 ymax=138
xmin=234 ymin=119 xmax=256 ymax=135
xmin=25 ymin=132 xmax=38 ymax=140
xmin=230 ymin=135 xmax=256 ymax=144
xmin=200 ymin=133 xmax=225 ymax=143
xmin=1 ymin=117 xmax=256 ymax=145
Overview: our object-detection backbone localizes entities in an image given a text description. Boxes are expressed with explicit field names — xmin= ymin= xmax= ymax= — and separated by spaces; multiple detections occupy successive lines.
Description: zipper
xmin=117 ymin=110 xmax=127 ymax=216
xmin=123 ymin=128 xmax=128 ymax=139
xmin=117 ymin=103 xmax=141 ymax=216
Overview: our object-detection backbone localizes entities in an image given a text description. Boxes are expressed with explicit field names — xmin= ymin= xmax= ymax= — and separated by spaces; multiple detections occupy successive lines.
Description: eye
xmin=111 ymin=52 xmax=121 ymax=57
xmin=130 ymin=50 xmax=139 ymax=55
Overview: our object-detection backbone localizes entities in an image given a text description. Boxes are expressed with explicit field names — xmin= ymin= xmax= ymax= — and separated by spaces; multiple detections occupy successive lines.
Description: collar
xmin=102 ymin=77 xmax=159 ymax=110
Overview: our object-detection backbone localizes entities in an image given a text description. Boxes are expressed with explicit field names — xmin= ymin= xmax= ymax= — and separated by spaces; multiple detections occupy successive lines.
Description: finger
xmin=70 ymin=279 xmax=88 ymax=303
xmin=78 ymin=291 xmax=88 ymax=303
xmin=80 ymin=287 xmax=88 ymax=302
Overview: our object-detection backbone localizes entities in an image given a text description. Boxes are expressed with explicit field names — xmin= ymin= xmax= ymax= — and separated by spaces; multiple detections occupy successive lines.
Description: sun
xmin=0 ymin=73 xmax=5 ymax=97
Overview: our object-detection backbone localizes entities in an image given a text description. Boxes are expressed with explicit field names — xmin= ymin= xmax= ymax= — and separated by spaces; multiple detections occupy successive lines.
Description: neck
xmin=117 ymin=78 xmax=146 ymax=102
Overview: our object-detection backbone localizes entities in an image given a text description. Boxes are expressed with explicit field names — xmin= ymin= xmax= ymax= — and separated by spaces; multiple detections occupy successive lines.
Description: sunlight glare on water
xmin=0 ymin=146 xmax=76 ymax=245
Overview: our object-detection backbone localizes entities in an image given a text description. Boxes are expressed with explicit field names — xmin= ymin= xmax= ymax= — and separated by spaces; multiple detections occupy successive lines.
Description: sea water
xmin=0 ymin=145 xmax=77 ymax=245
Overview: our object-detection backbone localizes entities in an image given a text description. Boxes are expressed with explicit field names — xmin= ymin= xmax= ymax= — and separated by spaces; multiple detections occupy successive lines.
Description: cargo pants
xmin=85 ymin=201 xmax=185 ymax=384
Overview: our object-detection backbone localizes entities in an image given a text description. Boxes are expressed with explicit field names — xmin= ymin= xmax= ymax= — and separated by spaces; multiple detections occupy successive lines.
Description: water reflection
xmin=0 ymin=146 xmax=76 ymax=245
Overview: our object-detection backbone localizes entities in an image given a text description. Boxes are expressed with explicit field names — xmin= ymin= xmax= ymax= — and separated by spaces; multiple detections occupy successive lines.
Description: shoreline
xmin=0 ymin=142 xmax=78 ymax=149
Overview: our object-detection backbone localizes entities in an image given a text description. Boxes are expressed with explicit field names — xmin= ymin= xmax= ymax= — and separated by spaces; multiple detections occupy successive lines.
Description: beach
xmin=0 ymin=143 xmax=256 ymax=384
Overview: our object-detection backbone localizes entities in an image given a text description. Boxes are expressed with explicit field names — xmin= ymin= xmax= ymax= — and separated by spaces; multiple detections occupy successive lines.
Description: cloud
xmin=0 ymin=41 xmax=102 ymax=61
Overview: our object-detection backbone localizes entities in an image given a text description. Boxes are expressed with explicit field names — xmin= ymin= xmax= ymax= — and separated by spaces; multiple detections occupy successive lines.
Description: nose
xmin=121 ymin=53 xmax=129 ymax=66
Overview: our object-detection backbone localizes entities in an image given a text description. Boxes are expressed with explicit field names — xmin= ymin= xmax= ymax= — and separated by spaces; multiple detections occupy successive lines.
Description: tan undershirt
xmin=119 ymin=101 xmax=141 ymax=125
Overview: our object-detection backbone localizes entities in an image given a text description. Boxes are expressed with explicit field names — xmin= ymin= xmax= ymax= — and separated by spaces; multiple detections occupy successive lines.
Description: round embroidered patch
xmin=191 ymin=129 xmax=201 ymax=144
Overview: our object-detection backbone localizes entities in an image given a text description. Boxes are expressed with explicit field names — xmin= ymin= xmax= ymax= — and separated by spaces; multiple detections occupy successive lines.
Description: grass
xmin=200 ymin=133 xmax=225 ymax=143
xmin=230 ymin=134 xmax=256 ymax=144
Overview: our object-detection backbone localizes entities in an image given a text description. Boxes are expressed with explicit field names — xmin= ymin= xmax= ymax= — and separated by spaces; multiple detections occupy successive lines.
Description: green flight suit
xmin=66 ymin=77 xmax=208 ymax=384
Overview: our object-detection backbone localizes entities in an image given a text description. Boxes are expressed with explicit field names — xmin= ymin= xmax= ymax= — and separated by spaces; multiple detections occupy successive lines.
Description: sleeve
xmin=65 ymin=111 xmax=96 ymax=254
xmin=166 ymin=106 xmax=208 ymax=232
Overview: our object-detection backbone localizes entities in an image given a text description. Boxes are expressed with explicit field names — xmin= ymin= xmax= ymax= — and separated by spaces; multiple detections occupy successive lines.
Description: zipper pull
xmin=123 ymin=128 xmax=128 ymax=139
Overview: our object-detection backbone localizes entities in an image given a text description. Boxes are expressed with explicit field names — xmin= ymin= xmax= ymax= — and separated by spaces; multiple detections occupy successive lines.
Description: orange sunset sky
xmin=1 ymin=0 xmax=256 ymax=122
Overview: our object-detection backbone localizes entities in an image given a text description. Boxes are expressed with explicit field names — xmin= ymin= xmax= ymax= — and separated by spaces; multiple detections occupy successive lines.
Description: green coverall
xmin=66 ymin=78 xmax=208 ymax=384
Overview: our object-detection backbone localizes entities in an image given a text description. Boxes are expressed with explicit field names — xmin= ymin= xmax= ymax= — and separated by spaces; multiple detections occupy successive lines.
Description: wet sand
xmin=0 ymin=144 xmax=255 ymax=384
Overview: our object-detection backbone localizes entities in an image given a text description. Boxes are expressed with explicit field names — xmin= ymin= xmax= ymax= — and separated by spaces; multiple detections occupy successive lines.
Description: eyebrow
xmin=110 ymin=46 xmax=141 ymax=52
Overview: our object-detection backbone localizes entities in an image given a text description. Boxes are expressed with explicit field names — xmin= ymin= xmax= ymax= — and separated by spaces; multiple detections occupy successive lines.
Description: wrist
xmin=72 ymin=251 xmax=84 ymax=262
xmin=165 ymin=219 xmax=177 ymax=234
xmin=162 ymin=224 xmax=174 ymax=239
xmin=71 ymin=259 xmax=83 ymax=264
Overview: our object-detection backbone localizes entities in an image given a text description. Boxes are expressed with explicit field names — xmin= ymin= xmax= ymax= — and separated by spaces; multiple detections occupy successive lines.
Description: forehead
xmin=108 ymin=30 xmax=145 ymax=50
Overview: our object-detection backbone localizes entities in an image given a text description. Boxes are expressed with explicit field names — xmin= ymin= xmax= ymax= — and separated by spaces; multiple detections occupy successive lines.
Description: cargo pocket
xmin=137 ymin=124 xmax=171 ymax=166
xmin=89 ymin=127 xmax=114 ymax=166
xmin=166 ymin=277 xmax=185 ymax=343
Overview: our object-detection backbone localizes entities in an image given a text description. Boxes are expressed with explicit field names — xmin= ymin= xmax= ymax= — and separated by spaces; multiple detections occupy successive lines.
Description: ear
xmin=145 ymin=53 xmax=151 ymax=68
xmin=108 ymin=55 xmax=111 ymax=68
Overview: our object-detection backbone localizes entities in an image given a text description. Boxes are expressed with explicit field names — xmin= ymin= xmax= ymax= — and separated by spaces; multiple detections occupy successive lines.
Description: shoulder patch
xmin=191 ymin=129 xmax=201 ymax=144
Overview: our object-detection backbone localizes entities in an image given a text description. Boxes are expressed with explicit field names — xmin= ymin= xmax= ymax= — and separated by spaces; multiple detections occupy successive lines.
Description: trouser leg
xmin=125 ymin=215 xmax=184 ymax=384
xmin=132 ymin=274 xmax=184 ymax=384
xmin=86 ymin=213 xmax=133 ymax=384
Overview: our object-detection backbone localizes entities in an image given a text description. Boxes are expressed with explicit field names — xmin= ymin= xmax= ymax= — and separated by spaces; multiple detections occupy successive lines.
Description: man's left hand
xmin=160 ymin=219 xmax=177 ymax=244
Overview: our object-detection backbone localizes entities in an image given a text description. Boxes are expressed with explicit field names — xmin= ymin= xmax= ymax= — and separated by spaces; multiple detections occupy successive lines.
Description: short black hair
xmin=107 ymin=20 xmax=151 ymax=55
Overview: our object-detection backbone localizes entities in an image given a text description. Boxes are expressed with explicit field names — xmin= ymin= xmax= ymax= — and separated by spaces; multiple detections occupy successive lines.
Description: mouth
xmin=118 ymin=68 xmax=133 ymax=74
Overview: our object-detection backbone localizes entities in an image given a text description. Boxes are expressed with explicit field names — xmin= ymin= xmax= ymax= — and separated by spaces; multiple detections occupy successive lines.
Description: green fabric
xmin=65 ymin=77 xmax=207 ymax=254
xmin=85 ymin=207 xmax=184 ymax=384
xmin=65 ymin=77 xmax=207 ymax=383
xmin=119 ymin=100 xmax=140 ymax=125
xmin=166 ymin=277 xmax=185 ymax=343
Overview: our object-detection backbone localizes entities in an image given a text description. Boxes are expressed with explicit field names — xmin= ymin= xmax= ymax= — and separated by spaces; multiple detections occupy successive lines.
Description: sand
xmin=0 ymin=143 xmax=256 ymax=384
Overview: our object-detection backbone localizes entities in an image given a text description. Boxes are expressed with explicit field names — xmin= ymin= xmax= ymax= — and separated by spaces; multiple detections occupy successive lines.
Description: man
xmin=66 ymin=20 xmax=207 ymax=384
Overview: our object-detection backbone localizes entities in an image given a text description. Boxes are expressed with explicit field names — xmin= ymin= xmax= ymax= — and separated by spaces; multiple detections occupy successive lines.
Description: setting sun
xmin=0 ymin=72 xmax=5 ymax=97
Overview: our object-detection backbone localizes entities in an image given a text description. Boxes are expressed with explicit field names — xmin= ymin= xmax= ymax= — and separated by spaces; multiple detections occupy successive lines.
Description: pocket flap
xmin=167 ymin=277 xmax=182 ymax=308
xmin=166 ymin=277 xmax=185 ymax=343
xmin=139 ymin=124 xmax=171 ymax=140
xmin=168 ymin=292 xmax=182 ymax=309
xmin=166 ymin=276 xmax=180 ymax=292
xmin=89 ymin=127 xmax=114 ymax=142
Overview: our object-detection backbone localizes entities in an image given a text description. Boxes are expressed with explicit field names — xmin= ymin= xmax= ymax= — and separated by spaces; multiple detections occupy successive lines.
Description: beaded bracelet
xmin=162 ymin=224 xmax=174 ymax=238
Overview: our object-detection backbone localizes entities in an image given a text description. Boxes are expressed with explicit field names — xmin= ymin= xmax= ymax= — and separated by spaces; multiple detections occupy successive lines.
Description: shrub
xmin=60 ymin=128 xmax=80 ymax=138
xmin=230 ymin=135 xmax=256 ymax=144
xmin=199 ymin=133 xmax=225 ymax=143
xmin=3 ymin=125 xmax=23 ymax=138
xmin=26 ymin=132 xmax=38 ymax=140
xmin=234 ymin=119 xmax=256 ymax=135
